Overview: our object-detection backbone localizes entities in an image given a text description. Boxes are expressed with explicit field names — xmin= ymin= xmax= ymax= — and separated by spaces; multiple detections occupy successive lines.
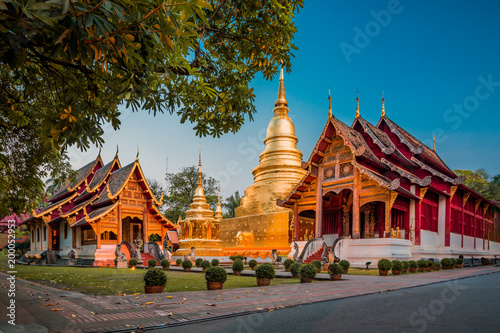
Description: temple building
xmin=221 ymin=73 xmax=500 ymax=264
xmin=176 ymin=149 xmax=223 ymax=258
xmin=23 ymin=150 xmax=177 ymax=266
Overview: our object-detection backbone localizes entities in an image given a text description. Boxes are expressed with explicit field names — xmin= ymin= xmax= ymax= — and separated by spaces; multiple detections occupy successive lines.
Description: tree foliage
xmin=164 ymin=165 xmax=218 ymax=222
xmin=454 ymin=169 xmax=500 ymax=202
xmin=0 ymin=0 xmax=303 ymax=218
xmin=146 ymin=177 xmax=165 ymax=211
xmin=223 ymin=190 xmax=241 ymax=218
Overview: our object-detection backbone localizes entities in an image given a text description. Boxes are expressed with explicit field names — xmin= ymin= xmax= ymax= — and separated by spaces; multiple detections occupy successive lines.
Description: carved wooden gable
xmin=121 ymin=173 xmax=146 ymax=207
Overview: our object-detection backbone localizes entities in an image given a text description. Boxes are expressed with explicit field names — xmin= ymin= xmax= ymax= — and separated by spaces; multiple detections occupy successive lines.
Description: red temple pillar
xmin=415 ymin=187 xmax=421 ymax=245
xmin=445 ymin=196 xmax=451 ymax=247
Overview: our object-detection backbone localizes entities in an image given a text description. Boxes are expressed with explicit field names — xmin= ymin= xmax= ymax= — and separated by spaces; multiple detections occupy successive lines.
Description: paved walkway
xmin=1 ymin=266 xmax=498 ymax=333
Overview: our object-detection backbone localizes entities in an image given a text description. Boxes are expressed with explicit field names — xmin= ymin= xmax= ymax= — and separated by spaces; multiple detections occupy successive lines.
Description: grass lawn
xmin=1 ymin=260 xmax=298 ymax=295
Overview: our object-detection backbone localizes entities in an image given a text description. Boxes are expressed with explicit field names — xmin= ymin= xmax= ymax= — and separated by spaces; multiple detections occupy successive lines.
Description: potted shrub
xmin=229 ymin=255 xmax=245 ymax=261
xmin=425 ymin=260 xmax=433 ymax=272
xmin=377 ymin=259 xmax=392 ymax=276
xmin=249 ymin=259 xmax=258 ymax=270
xmin=311 ymin=260 xmax=322 ymax=273
xmin=144 ymin=268 xmax=167 ymax=293
xmin=283 ymin=259 xmax=294 ymax=272
xmin=148 ymin=259 xmax=157 ymax=268
xmin=417 ymin=259 xmax=427 ymax=272
xmin=129 ymin=258 xmax=138 ymax=269
xmin=195 ymin=258 xmax=203 ymax=267
xmin=176 ymin=259 xmax=182 ymax=266
xmin=456 ymin=258 xmax=463 ymax=268
xmin=182 ymin=259 xmax=193 ymax=272
xmin=290 ymin=262 xmax=302 ymax=278
xmin=160 ymin=259 xmax=170 ymax=271
xmin=441 ymin=258 xmax=451 ymax=269
xmin=328 ymin=263 xmax=343 ymax=281
xmin=392 ymin=260 xmax=403 ymax=275
xmin=211 ymin=259 xmax=220 ymax=266
xmin=339 ymin=260 xmax=350 ymax=274
xmin=201 ymin=260 xmax=211 ymax=272
xmin=255 ymin=263 xmax=275 ymax=286
xmin=433 ymin=262 xmax=441 ymax=271
xmin=401 ymin=261 xmax=409 ymax=273
xmin=232 ymin=259 xmax=244 ymax=275
xmin=205 ymin=266 xmax=227 ymax=290
xmin=450 ymin=258 xmax=457 ymax=269
xmin=408 ymin=260 xmax=417 ymax=273
xmin=299 ymin=264 xmax=317 ymax=283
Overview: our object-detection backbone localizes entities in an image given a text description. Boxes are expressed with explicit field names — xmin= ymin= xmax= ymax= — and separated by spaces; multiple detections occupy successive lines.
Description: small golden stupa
xmin=176 ymin=147 xmax=223 ymax=257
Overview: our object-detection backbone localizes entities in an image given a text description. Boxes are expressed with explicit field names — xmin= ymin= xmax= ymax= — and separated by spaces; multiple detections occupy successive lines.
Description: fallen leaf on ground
xmin=133 ymin=293 xmax=141 ymax=295
xmin=44 ymin=304 xmax=55 ymax=306
xmin=235 ymin=297 xmax=240 ymax=299
xmin=246 ymin=291 xmax=251 ymax=293
xmin=183 ymin=297 xmax=187 ymax=301
xmin=72 ymin=314 xmax=76 ymax=318
xmin=256 ymin=308 xmax=264 ymax=310
xmin=205 ymin=303 xmax=216 ymax=306
xmin=143 ymin=302 xmax=153 ymax=305
xmin=168 ymin=312 xmax=173 ymax=316
xmin=50 ymin=309 xmax=64 ymax=311
xmin=135 ymin=296 xmax=140 ymax=299
xmin=166 ymin=296 xmax=174 ymax=299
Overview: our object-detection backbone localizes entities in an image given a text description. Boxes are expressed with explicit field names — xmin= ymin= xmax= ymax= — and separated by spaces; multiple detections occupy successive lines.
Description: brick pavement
xmin=0 ymin=266 xmax=498 ymax=333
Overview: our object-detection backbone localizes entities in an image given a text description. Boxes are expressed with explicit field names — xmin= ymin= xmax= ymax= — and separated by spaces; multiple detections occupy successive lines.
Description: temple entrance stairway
xmin=141 ymin=252 xmax=157 ymax=265
xmin=304 ymin=247 xmax=330 ymax=264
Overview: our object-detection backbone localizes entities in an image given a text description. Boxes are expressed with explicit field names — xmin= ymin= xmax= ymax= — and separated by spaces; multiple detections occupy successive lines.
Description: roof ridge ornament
xmin=273 ymin=67 xmax=289 ymax=117
xmin=355 ymin=89 xmax=360 ymax=119
xmin=432 ymin=134 xmax=436 ymax=151
xmin=381 ymin=92 xmax=385 ymax=117
xmin=136 ymin=146 xmax=139 ymax=161
xmin=115 ymin=145 xmax=119 ymax=157
xmin=328 ymin=87 xmax=332 ymax=118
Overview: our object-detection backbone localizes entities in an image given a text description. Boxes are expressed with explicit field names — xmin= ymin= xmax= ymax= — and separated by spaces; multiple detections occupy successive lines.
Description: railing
xmin=297 ymin=238 xmax=323 ymax=263
xmin=331 ymin=236 xmax=349 ymax=261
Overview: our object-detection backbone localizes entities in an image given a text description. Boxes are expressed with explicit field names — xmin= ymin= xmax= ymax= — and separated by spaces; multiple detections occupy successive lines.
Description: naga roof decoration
xmin=411 ymin=157 xmax=465 ymax=185
xmin=351 ymin=160 xmax=400 ymax=190
xmin=356 ymin=116 xmax=395 ymax=154
xmin=380 ymin=158 xmax=432 ymax=187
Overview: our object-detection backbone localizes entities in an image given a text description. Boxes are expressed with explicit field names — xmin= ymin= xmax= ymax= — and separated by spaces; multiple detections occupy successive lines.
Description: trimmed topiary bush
xmin=176 ymin=259 xmax=182 ymax=266
xmin=182 ymin=259 xmax=193 ymax=269
xmin=450 ymin=258 xmax=456 ymax=266
xmin=255 ymin=263 xmax=275 ymax=280
xmin=211 ymin=259 xmax=220 ymax=266
xmin=160 ymin=259 xmax=170 ymax=268
xmin=377 ymin=259 xmax=392 ymax=271
xmin=129 ymin=258 xmax=138 ymax=267
xmin=328 ymin=263 xmax=343 ymax=275
xmin=229 ymin=255 xmax=245 ymax=261
xmin=148 ymin=259 xmax=157 ymax=268
xmin=248 ymin=259 xmax=258 ymax=269
xmin=417 ymin=259 xmax=428 ymax=268
xmin=433 ymin=262 xmax=441 ymax=268
xmin=408 ymin=260 xmax=417 ymax=269
xmin=441 ymin=258 xmax=451 ymax=267
xmin=205 ymin=266 xmax=227 ymax=283
xmin=283 ymin=258 xmax=294 ymax=270
xmin=232 ymin=259 xmax=244 ymax=272
xmin=195 ymin=258 xmax=203 ymax=267
xmin=392 ymin=260 xmax=403 ymax=271
xmin=456 ymin=258 xmax=463 ymax=265
xmin=402 ymin=261 xmax=409 ymax=269
xmin=299 ymin=264 xmax=317 ymax=278
xmin=144 ymin=269 xmax=167 ymax=287
xmin=339 ymin=260 xmax=350 ymax=272
xmin=290 ymin=262 xmax=302 ymax=275
xmin=201 ymin=260 xmax=211 ymax=270
xmin=311 ymin=260 xmax=322 ymax=270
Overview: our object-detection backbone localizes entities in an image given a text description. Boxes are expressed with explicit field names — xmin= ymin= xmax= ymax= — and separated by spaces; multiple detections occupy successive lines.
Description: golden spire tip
xmin=328 ymin=87 xmax=332 ymax=118
xmin=381 ymin=92 xmax=386 ymax=117
xmin=433 ymin=134 xmax=436 ymax=151
xmin=355 ymin=89 xmax=360 ymax=119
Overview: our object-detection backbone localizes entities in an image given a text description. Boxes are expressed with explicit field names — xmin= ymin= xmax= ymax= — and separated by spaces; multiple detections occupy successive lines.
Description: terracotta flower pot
xmin=417 ymin=267 xmax=425 ymax=272
xmin=433 ymin=267 xmax=440 ymax=271
xmin=207 ymin=282 xmax=224 ymax=290
xmin=292 ymin=273 xmax=300 ymax=278
xmin=256 ymin=277 xmax=271 ymax=286
xmin=455 ymin=264 xmax=461 ymax=268
xmin=162 ymin=267 xmax=169 ymax=271
xmin=392 ymin=270 xmax=401 ymax=276
xmin=234 ymin=270 xmax=242 ymax=276
xmin=184 ymin=268 xmax=191 ymax=272
xmin=379 ymin=270 xmax=388 ymax=276
xmin=300 ymin=276 xmax=313 ymax=283
xmin=409 ymin=268 xmax=416 ymax=273
xmin=425 ymin=267 xmax=432 ymax=272
xmin=144 ymin=286 xmax=164 ymax=294
xmin=330 ymin=274 xmax=341 ymax=281
xmin=403 ymin=268 xmax=408 ymax=273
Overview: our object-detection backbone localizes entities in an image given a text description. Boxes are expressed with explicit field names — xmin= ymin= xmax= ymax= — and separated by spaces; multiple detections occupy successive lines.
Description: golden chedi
xmin=176 ymin=149 xmax=223 ymax=257
xmin=220 ymin=69 xmax=306 ymax=257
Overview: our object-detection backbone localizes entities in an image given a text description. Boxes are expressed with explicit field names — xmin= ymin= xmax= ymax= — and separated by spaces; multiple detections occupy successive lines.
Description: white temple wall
xmin=59 ymin=220 xmax=73 ymax=257
xmin=463 ymin=235 xmax=475 ymax=249
xmin=450 ymin=233 xmax=462 ymax=248
xmin=437 ymin=195 xmax=446 ymax=247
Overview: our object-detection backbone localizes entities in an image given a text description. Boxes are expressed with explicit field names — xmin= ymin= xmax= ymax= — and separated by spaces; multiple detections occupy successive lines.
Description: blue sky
xmin=68 ymin=0 xmax=500 ymax=201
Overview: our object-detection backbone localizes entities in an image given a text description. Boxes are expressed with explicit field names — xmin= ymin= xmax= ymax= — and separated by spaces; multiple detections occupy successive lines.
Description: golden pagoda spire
xmin=328 ymin=87 xmax=332 ymax=118
xmin=215 ymin=181 xmax=223 ymax=220
xmin=432 ymin=134 xmax=436 ymax=151
xmin=355 ymin=89 xmax=360 ymax=119
xmin=273 ymin=67 xmax=288 ymax=117
xmin=381 ymin=92 xmax=386 ymax=117
xmin=198 ymin=143 xmax=202 ymax=187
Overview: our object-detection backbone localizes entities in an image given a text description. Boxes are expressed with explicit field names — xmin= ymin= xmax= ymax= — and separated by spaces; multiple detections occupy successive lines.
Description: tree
xmin=0 ymin=0 xmax=303 ymax=218
xmin=222 ymin=190 xmax=241 ymax=218
xmin=488 ymin=174 xmax=500 ymax=203
xmin=164 ymin=166 xmax=218 ymax=222
xmin=454 ymin=169 xmax=490 ymax=198
xmin=146 ymin=177 xmax=165 ymax=212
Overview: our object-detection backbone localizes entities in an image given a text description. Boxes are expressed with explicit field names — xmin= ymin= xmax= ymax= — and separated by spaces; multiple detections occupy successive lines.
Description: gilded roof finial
xmin=381 ymin=92 xmax=386 ymax=117
xmin=115 ymin=145 xmax=119 ymax=157
xmin=355 ymin=89 xmax=360 ymax=119
xmin=98 ymin=147 xmax=101 ymax=157
xmin=198 ymin=143 xmax=202 ymax=187
xmin=432 ymin=134 xmax=436 ymax=151
xmin=328 ymin=87 xmax=332 ymax=118
xmin=136 ymin=146 xmax=139 ymax=161
xmin=274 ymin=66 xmax=288 ymax=110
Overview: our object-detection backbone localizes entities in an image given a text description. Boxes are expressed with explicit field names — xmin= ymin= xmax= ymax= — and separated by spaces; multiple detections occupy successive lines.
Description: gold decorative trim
xmin=450 ymin=186 xmax=458 ymax=200
xmin=419 ymin=187 xmax=428 ymax=200
xmin=463 ymin=192 xmax=470 ymax=207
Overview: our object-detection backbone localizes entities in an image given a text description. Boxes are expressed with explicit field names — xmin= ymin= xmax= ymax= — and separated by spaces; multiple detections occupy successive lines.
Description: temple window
xmin=43 ymin=226 xmax=47 ymax=241
xmin=82 ymin=226 xmax=97 ymax=245
xmin=64 ymin=222 xmax=68 ymax=239
xmin=100 ymin=231 xmax=117 ymax=240
xmin=37 ymin=227 xmax=40 ymax=242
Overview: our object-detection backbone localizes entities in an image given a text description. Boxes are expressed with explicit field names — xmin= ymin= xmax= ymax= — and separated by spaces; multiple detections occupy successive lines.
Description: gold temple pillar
xmin=352 ymin=168 xmax=360 ymax=239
